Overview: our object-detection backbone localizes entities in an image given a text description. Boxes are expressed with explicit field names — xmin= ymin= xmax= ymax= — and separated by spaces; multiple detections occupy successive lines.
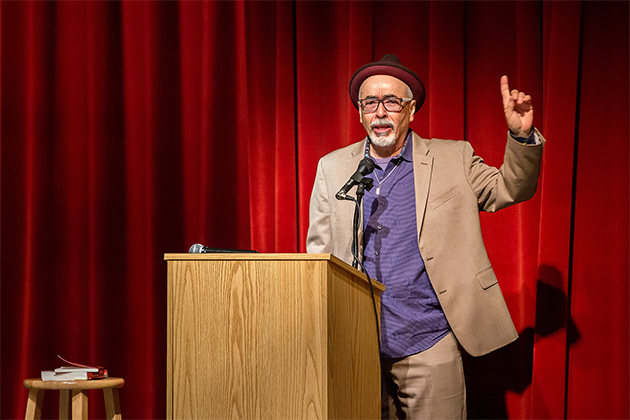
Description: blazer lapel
xmin=412 ymin=133 xmax=433 ymax=238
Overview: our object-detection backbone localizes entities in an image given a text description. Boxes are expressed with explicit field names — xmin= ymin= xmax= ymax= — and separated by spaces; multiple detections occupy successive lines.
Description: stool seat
xmin=23 ymin=377 xmax=124 ymax=420
xmin=24 ymin=377 xmax=124 ymax=390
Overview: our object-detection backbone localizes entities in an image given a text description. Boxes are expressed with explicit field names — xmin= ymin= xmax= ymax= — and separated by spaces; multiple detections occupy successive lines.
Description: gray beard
xmin=369 ymin=119 xmax=397 ymax=148
xmin=369 ymin=132 xmax=397 ymax=148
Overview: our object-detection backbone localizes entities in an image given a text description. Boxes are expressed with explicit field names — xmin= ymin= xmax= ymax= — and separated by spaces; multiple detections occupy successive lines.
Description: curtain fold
xmin=243 ymin=0 xmax=297 ymax=252
xmin=1 ymin=1 xmax=627 ymax=419
xmin=567 ymin=2 xmax=629 ymax=418
xmin=531 ymin=2 xmax=583 ymax=419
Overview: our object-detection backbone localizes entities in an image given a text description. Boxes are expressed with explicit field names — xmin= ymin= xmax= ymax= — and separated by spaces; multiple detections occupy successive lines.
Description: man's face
xmin=359 ymin=75 xmax=416 ymax=151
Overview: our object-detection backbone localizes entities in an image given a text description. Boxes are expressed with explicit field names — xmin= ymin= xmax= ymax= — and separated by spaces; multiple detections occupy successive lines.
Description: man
xmin=306 ymin=54 xmax=545 ymax=419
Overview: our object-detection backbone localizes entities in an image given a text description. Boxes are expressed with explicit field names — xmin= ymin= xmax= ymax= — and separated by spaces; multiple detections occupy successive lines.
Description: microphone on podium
xmin=188 ymin=243 xmax=258 ymax=254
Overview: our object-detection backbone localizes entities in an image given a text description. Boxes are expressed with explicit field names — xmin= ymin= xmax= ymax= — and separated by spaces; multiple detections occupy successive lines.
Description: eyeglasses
xmin=358 ymin=96 xmax=413 ymax=113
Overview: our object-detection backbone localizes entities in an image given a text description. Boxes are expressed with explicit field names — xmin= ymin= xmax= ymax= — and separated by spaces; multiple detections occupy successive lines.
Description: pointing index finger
xmin=500 ymin=75 xmax=511 ymax=103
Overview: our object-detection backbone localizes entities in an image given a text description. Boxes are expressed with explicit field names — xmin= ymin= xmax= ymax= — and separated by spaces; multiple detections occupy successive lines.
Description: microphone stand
xmin=343 ymin=177 xmax=373 ymax=269
xmin=341 ymin=176 xmax=382 ymax=363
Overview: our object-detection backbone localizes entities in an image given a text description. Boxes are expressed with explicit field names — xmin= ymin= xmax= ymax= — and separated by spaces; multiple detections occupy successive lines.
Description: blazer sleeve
xmin=465 ymin=128 xmax=545 ymax=212
xmin=306 ymin=158 xmax=333 ymax=253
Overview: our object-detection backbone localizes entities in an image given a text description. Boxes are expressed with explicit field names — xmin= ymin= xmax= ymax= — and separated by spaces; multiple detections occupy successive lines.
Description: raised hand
xmin=500 ymin=75 xmax=533 ymax=138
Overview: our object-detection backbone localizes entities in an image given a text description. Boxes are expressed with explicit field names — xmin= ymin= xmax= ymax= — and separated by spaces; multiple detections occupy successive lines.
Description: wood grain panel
xmin=327 ymin=264 xmax=381 ymax=419
xmin=166 ymin=254 xmax=382 ymax=419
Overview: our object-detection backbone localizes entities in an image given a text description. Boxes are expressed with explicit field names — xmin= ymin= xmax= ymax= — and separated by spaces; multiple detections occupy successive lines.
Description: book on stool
xmin=41 ymin=355 xmax=108 ymax=381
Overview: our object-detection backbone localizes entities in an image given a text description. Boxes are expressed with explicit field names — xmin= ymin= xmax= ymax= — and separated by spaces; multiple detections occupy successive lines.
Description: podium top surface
xmin=164 ymin=253 xmax=384 ymax=291
xmin=165 ymin=252 xmax=342 ymax=262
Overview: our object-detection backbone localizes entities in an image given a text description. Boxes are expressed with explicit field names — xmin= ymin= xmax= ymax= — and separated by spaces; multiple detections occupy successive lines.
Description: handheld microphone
xmin=189 ymin=244 xmax=258 ymax=254
xmin=335 ymin=157 xmax=376 ymax=200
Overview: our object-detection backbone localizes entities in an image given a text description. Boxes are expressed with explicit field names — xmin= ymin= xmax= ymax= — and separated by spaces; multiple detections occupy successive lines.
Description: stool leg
xmin=24 ymin=389 xmax=44 ymax=420
xmin=71 ymin=390 xmax=87 ymax=420
xmin=59 ymin=389 xmax=71 ymax=420
xmin=104 ymin=388 xmax=122 ymax=420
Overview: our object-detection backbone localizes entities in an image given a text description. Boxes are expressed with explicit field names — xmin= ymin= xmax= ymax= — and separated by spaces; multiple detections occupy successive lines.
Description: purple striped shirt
xmin=363 ymin=131 xmax=450 ymax=358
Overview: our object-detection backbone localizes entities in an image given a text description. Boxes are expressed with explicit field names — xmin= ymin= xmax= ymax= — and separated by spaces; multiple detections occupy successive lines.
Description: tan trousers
xmin=381 ymin=332 xmax=467 ymax=419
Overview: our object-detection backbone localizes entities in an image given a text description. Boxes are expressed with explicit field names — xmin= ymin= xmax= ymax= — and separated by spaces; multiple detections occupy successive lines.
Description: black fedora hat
xmin=349 ymin=54 xmax=425 ymax=113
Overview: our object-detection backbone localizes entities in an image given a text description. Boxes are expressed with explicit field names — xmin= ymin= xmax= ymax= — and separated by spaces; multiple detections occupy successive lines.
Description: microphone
xmin=335 ymin=157 xmax=376 ymax=200
xmin=189 ymin=244 xmax=258 ymax=254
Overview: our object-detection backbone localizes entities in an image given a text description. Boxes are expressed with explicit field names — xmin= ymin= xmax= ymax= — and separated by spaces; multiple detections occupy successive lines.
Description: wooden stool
xmin=23 ymin=377 xmax=124 ymax=420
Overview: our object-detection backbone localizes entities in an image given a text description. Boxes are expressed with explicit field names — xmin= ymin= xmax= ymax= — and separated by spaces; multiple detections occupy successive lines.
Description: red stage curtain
xmin=1 ymin=1 xmax=627 ymax=419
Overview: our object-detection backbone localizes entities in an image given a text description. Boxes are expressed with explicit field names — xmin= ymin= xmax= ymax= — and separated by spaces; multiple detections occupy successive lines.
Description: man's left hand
xmin=500 ymin=75 xmax=534 ymax=137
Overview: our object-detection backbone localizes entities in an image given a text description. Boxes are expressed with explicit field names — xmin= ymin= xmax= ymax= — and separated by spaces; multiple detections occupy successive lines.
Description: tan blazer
xmin=306 ymin=130 xmax=544 ymax=357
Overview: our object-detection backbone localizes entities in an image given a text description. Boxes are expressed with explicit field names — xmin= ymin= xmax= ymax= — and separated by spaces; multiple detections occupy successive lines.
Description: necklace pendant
xmin=376 ymin=187 xmax=381 ymax=195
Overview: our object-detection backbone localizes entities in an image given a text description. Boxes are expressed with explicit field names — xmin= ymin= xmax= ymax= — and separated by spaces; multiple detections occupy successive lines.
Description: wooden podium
xmin=164 ymin=253 xmax=384 ymax=420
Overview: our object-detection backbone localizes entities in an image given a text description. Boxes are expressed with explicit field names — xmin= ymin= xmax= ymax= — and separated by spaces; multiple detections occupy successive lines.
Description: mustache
xmin=370 ymin=119 xmax=396 ymax=130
